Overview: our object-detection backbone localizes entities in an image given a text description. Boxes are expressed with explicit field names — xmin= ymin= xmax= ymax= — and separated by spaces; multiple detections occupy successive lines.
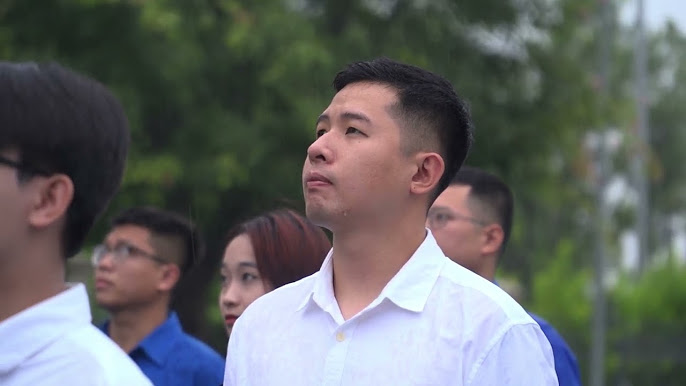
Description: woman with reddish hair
xmin=218 ymin=209 xmax=331 ymax=336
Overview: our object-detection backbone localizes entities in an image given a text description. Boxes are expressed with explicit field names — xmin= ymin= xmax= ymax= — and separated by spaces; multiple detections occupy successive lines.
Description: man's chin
xmin=94 ymin=296 xmax=124 ymax=313
xmin=305 ymin=206 xmax=332 ymax=229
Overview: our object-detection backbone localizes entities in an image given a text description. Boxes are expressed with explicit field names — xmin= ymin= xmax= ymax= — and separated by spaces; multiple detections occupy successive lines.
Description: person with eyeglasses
xmin=427 ymin=166 xmax=580 ymax=386
xmin=92 ymin=206 xmax=224 ymax=386
xmin=0 ymin=62 xmax=151 ymax=385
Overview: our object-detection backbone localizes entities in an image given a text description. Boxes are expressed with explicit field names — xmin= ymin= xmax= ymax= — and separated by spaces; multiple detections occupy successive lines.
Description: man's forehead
xmin=329 ymin=82 xmax=398 ymax=108
xmin=435 ymin=185 xmax=472 ymax=207
xmin=105 ymin=224 xmax=150 ymax=243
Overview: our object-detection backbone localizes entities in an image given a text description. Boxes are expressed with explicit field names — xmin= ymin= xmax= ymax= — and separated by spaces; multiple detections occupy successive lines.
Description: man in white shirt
xmin=224 ymin=57 xmax=558 ymax=385
xmin=427 ymin=166 xmax=581 ymax=386
xmin=0 ymin=61 xmax=151 ymax=385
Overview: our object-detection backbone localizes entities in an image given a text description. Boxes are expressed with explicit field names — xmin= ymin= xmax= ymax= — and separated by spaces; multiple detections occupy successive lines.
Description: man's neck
xmin=476 ymin=254 xmax=498 ymax=282
xmin=330 ymin=211 xmax=427 ymax=320
xmin=0 ymin=250 xmax=66 ymax=323
xmin=107 ymin=301 xmax=169 ymax=353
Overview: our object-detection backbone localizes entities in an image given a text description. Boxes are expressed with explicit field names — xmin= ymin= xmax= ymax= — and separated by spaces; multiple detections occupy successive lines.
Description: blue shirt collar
xmin=101 ymin=312 xmax=183 ymax=366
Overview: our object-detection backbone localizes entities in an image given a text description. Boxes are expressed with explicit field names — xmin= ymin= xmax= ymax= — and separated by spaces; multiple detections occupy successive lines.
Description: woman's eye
xmin=242 ymin=273 xmax=258 ymax=282
xmin=316 ymin=128 xmax=326 ymax=138
xmin=346 ymin=127 xmax=362 ymax=135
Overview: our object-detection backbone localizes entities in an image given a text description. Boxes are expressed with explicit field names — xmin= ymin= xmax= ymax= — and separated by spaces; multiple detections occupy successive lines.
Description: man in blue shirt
xmin=427 ymin=166 xmax=581 ymax=386
xmin=92 ymin=207 xmax=224 ymax=385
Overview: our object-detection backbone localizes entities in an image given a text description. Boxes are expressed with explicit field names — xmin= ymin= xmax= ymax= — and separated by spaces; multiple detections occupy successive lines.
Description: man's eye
xmin=432 ymin=213 xmax=449 ymax=222
xmin=316 ymin=129 xmax=326 ymax=138
xmin=346 ymin=127 xmax=362 ymax=135
xmin=114 ymin=244 xmax=132 ymax=256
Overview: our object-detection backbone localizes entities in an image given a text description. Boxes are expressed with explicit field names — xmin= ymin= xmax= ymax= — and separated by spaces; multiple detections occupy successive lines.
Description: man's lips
xmin=305 ymin=172 xmax=332 ymax=188
xmin=94 ymin=278 xmax=113 ymax=290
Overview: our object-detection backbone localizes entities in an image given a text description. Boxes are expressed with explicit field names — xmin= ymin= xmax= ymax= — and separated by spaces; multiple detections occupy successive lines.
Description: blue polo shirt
xmin=529 ymin=313 xmax=581 ymax=386
xmin=101 ymin=312 xmax=224 ymax=386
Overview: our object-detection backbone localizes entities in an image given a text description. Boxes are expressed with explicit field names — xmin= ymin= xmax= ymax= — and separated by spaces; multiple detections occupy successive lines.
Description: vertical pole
xmin=633 ymin=0 xmax=650 ymax=274
xmin=590 ymin=1 xmax=611 ymax=385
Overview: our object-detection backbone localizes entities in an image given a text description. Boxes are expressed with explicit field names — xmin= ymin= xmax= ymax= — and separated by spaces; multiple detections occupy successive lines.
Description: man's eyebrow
xmin=340 ymin=111 xmax=372 ymax=124
xmin=316 ymin=114 xmax=329 ymax=126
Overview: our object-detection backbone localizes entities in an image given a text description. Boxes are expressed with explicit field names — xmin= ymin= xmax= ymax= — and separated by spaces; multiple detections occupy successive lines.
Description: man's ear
xmin=157 ymin=264 xmax=181 ymax=292
xmin=480 ymin=224 xmax=505 ymax=256
xmin=27 ymin=174 xmax=74 ymax=229
xmin=410 ymin=152 xmax=444 ymax=196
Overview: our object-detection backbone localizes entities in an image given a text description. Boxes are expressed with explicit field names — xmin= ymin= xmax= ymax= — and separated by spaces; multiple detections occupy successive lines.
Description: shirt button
xmin=336 ymin=332 xmax=345 ymax=342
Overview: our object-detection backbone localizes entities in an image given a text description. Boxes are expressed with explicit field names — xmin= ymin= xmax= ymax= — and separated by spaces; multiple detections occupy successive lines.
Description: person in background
xmin=0 ymin=61 xmax=151 ymax=385
xmin=92 ymin=206 xmax=224 ymax=385
xmin=219 ymin=208 xmax=331 ymax=336
xmin=427 ymin=166 xmax=581 ymax=386
xmin=224 ymin=57 xmax=558 ymax=385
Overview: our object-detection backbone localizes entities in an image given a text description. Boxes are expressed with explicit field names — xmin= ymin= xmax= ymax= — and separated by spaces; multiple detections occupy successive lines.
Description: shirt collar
xmin=135 ymin=312 xmax=183 ymax=366
xmin=297 ymin=230 xmax=447 ymax=315
xmin=0 ymin=283 xmax=92 ymax=375
xmin=296 ymin=248 xmax=334 ymax=313
xmin=104 ymin=312 xmax=183 ymax=366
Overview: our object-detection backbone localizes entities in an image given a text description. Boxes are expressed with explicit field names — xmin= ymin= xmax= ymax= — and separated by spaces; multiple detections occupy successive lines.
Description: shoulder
xmin=174 ymin=331 xmax=225 ymax=366
xmin=227 ymin=272 xmax=318 ymax=356
xmin=529 ymin=313 xmax=563 ymax=339
xmin=239 ymin=271 xmax=318 ymax=324
xmin=528 ymin=312 xmax=578 ymax=359
xmin=434 ymin=260 xmax=536 ymax=326
xmin=58 ymin=324 xmax=152 ymax=385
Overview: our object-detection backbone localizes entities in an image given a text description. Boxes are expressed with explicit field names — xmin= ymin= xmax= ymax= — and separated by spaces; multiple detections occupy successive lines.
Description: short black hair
xmin=111 ymin=207 xmax=204 ymax=275
xmin=452 ymin=166 xmax=514 ymax=252
xmin=333 ymin=57 xmax=473 ymax=202
xmin=0 ymin=61 xmax=130 ymax=258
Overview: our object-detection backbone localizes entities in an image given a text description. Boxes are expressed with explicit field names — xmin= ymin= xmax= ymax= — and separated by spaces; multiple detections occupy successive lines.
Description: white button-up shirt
xmin=225 ymin=231 xmax=558 ymax=385
xmin=0 ymin=283 xmax=152 ymax=386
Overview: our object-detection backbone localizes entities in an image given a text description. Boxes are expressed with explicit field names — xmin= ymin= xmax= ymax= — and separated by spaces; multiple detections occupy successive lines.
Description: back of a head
xmin=333 ymin=57 xmax=474 ymax=202
xmin=229 ymin=209 xmax=331 ymax=289
xmin=111 ymin=207 xmax=204 ymax=275
xmin=452 ymin=166 xmax=514 ymax=251
xmin=0 ymin=61 xmax=130 ymax=258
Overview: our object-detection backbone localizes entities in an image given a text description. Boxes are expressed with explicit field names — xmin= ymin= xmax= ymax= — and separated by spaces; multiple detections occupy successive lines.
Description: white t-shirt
xmin=0 ymin=283 xmax=152 ymax=385
xmin=225 ymin=231 xmax=558 ymax=386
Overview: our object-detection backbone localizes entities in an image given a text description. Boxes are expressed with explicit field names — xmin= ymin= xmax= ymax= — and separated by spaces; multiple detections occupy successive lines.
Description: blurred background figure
xmin=219 ymin=208 xmax=331 ymax=336
xmin=92 ymin=207 xmax=224 ymax=385
xmin=0 ymin=61 xmax=151 ymax=385
xmin=427 ymin=166 xmax=581 ymax=386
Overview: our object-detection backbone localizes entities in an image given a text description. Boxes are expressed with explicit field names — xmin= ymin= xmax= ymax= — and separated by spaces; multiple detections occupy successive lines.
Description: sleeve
xmin=223 ymin=337 xmax=236 ymax=386
xmin=468 ymin=323 xmax=559 ymax=386
xmin=549 ymin=338 xmax=581 ymax=386
xmin=536 ymin=323 xmax=581 ymax=386
xmin=223 ymin=320 xmax=244 ymax=386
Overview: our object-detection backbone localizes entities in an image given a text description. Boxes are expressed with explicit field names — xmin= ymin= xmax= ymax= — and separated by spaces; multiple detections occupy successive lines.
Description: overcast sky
xmin=620 ymin=0 xmax=686 ymax=31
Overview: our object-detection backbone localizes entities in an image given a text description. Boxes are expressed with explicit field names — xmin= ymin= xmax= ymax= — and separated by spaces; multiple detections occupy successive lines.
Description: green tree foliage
xmin=3 ymin=1 xmax=686 ymax=381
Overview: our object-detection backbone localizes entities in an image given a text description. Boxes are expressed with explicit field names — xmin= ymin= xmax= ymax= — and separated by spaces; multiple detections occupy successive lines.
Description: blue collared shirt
xmin=101 ymin=312 xmax=224 ymax=386
xmin=529 ymin=313 xmax=581 ymax=386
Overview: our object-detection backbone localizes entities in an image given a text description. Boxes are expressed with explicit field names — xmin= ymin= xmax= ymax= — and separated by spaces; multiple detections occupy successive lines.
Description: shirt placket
xmin=321 ymin=320 xmax=358 ymax=386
